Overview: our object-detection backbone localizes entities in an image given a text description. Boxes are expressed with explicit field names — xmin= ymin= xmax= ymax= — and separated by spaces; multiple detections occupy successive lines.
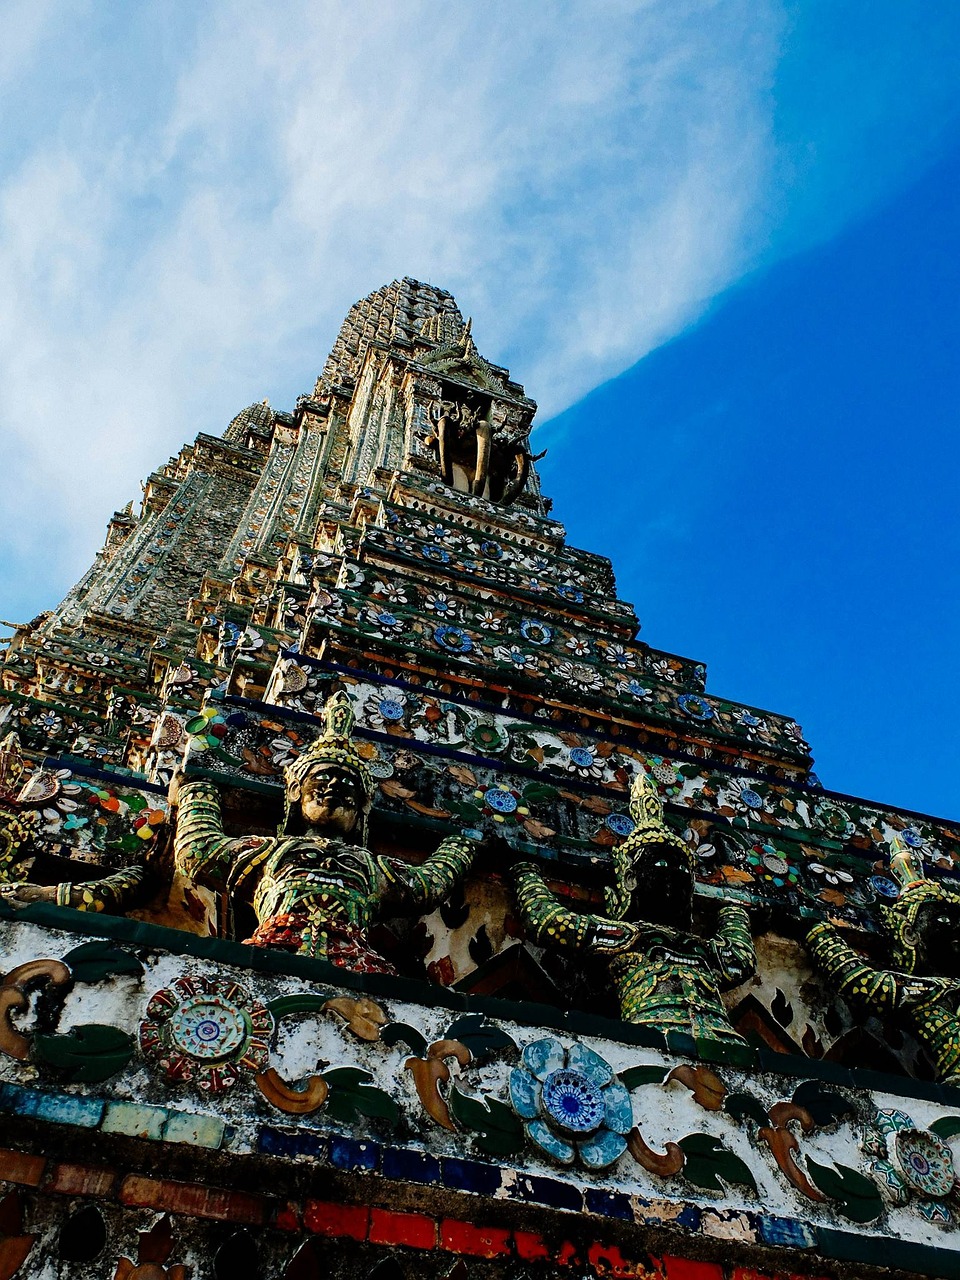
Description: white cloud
xmin=0 ymin=0 xmax=955 ymax=617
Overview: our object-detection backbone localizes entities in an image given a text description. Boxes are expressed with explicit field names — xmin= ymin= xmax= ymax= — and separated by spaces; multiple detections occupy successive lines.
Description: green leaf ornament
xmin=805 ymin=1157 xmax=883 ymax=1223
xmin=724 ymin=1092 xmax=770 ymax=1127
xmin=619 ymin=1064 xmax=667 ymax=1090
xmin=676 ymin=1133 xmax=758 ymax=1195
xmin=62 ymin=940 xmax=144 ymax=984
xmin=445 ymin=1014 xmax=516 ymax=1060
xmin=266 ymin=993 xmax=329 ymax=1018
xmin=930 ymin=1116 xmax=960 ymax=1140
xmin=448 ymin=1085 xmax=525 ymax=1156
xmin=321 ymin=1066 xmax=399 ymax=1125
xmin=380 ymin=1022 xmax=429 ymax=1057
xmin=35 ymin=1023 xmax=135 ymax=1083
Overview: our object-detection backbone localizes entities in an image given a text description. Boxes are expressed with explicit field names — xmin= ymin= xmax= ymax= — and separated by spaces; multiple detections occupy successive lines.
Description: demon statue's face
xmin=912 ymin=898 xmax=960 ymax=979
xmin=297 ymin=762 xmax=366 ymax=837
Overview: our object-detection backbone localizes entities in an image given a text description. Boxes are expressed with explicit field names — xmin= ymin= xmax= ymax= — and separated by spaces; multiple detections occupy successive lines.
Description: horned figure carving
xmin=428 ymin=397 xmax=540 ymax=505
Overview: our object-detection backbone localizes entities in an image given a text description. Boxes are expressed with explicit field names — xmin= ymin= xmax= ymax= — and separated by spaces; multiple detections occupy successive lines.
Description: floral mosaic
xmin=863 ymin=1108 xmax=960 ymax=1225
xmin=510 ymin=1037 xmax=632 ymax=1168
xmin=139 ymin=976 xmax=273 ymax=1093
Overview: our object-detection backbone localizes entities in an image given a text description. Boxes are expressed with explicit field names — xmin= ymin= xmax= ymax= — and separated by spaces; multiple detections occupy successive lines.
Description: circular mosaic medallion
xmin=606 ymin=813 xmax=635 ymax=837
xmin=762 ymin=851 xmax=790 ymax=876
xmin=484 ymin=788 xmax=518 ymax=815
xmin=520 ymin=619 xmax=553 ymax=646
xmin=140 ymin=977 xmax=273 ymax=1093
xmin=817 ymin=804 xmax=852 ymax=836
xmin=377 ymin=699 xmax=406 ymax=722
xmin=651 ymin=763 xmax=679 ymax=786
xmin=18 ymin=771 xmax=60 ymax=804
xmin=156 ymin=715 xmax=185 ymax=748
xmin=677 ymin=693 xmax=714 ymax=721
xmin=169 ymin=997 xmax=247 ymax=1062
xmin=280 ymin=666 xmax=308 ymax=694
xmin=740 ymin=712 xmax=761 ymax=727
xmin=368 ymin=759 xmax=395 ymax=779
xmin=870 ymin=875 xmax=901 ymax=899
xmin=901 ymin=827 xmax=925 ymax=849
xmin=894 ymin=1128 xmax=956 ymax=1198
xmin=557 ymin=585 xmax=584 ymax=603
xmin=468 ymin=721 xmax=508 ymax=754
xmin=569 ymin=747 xmax=596 ymax=768
xmin=480 ymin=540 xmax=503 ymax=559
xmin=434 ymin=625 xmax=473 ymax=653
xmin=542 ymin=1068 xmax=605 ymax=1135
xmin=740 ymin=789 xmax=764 ymax=810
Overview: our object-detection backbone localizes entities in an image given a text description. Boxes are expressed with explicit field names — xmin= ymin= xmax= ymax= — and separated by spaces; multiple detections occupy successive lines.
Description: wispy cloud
xmin=0 ymin=1 xmax=956 ymax=617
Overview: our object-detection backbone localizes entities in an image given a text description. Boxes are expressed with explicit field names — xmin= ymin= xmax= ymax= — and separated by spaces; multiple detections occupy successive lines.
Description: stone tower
xmin=2 ymin=280 xmax=960 ymax=1280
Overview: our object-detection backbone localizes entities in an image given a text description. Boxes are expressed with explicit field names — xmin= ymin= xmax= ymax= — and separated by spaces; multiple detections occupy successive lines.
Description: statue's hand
xmin=0 ymin=881 xmax=57 ymax=909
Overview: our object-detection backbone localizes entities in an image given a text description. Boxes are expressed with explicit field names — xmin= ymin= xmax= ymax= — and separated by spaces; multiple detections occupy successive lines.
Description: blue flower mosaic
xmin=371 ymin=610 xmax=400 ymax=630
xmin=557 ymin=585 xmax=584 ymax=603
xmin=480 ymin=540 xmax=503 ymax=559
xmin=623 ymin=680 xmax=652 ymax=700
xmin=422 ymin=545 xmax=451 ymax=564
xmin=677 ymin=693 xmax=714 ymax=721
xmin=509 ymin=1037 xmax=632 ymax=1169
xmin=520 ymin=619 xmax=553 ymax=646
xmin=433 ymin=625 xmax=473 ymax=653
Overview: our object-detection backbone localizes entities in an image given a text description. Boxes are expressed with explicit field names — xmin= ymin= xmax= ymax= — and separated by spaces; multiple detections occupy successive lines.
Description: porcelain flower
xmin=510 ymin=1037 xmax=632 ymax=1169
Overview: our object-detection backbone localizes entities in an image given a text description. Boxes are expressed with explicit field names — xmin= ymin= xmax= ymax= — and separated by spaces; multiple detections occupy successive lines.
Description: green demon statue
xmin=807 ymin=838 xmax=960 ymax=1084
xmin=172 ymin=690 xmax=477 ymax=972
xmin=512 ymin=768 xmax=755 ymax=1039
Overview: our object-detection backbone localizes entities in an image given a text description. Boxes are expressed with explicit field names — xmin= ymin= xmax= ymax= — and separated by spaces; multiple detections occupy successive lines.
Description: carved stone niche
xmin=424 ymin=384 xmax=533 ymax=505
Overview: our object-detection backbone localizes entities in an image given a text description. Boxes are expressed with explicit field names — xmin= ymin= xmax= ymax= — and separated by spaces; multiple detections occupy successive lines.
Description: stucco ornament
xmin=863 ymin=1107 xmax=960 ymax=1225
xmin=509 ymin=1036 xmax=632 ymax=1168
xmin=139 ymin=976 xmax=273 ymax=1093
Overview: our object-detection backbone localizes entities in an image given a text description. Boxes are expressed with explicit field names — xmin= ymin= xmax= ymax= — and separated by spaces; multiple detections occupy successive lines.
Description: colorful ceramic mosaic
xmin=510 ymin=1037 xmax=632 ymax=1168
xmin=807 ymin=842 xmax=960 ymax=1084
xmin=139 ymin=976 xmax=273 ymax=1093
xmin=863 ymin=1108 xmax=960 ymax=1225
xmin=512 ymin=770 xmax=755 ymax=1037
xmin=174 ymin=692 xmax=477 ymax=966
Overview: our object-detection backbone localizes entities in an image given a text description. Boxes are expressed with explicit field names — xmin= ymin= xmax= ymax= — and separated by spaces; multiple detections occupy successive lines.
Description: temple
xmin=2 ymin=278 xmax=960 ymax=1280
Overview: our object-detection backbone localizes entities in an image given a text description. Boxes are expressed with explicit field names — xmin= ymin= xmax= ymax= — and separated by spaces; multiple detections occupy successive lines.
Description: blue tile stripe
xmin=0 ymin=1082 xmax=223 ymax=1149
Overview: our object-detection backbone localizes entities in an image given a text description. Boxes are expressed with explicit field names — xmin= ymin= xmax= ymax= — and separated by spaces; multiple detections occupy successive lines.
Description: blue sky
xmin=0 ymin=2 xmax=958 ymax=818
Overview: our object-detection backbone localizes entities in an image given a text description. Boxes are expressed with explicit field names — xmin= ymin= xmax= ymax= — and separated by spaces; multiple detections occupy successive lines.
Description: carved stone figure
xmin=172 ymin=690 xmax=478 ymax=971
xmin=512 ymin=768 xmax=755 ymax=1040
xmin=426 ymin=386 xmax=539 ymax=504
xmin=807 ymin=838 xmax=960 ymax=1084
